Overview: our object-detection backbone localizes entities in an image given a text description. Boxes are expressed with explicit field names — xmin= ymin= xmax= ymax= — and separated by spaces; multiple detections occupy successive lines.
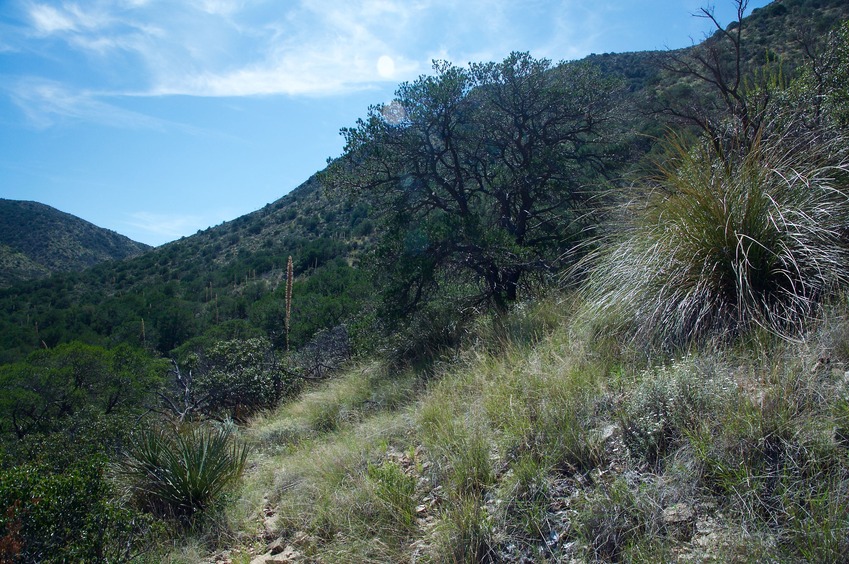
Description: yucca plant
xmin=119 ymin=423 xmax=249 ymax=518
xmin=584 ymin=131 xmax=849 ymax=347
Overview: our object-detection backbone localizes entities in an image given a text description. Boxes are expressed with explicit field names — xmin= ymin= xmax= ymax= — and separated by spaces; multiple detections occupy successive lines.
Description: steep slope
xmin=186 ymin=294 xmax=849 ymax=562
xmin=0 ymin=199 xmax=151 ymax=287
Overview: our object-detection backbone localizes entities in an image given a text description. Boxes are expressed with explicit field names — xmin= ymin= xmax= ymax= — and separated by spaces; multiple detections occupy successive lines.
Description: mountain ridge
xmin=0 ymin=198 xmax=151 ymax=288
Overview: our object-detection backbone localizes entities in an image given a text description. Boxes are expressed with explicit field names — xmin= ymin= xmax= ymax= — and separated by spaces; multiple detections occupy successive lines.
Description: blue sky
xmin=0 ymin=0 xmax=770 ymax=246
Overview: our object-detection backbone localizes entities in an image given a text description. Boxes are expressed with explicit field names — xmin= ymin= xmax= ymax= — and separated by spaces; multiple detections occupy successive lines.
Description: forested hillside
xmin=0 ymin=177 xmax=373 ymax=363
xmin=0 ymin=199 xmax=150 ymax=288
xmin=0 ymin=0 xmax=846 ymax=366
xmin=1 ymin=0 xmax=848 ymax=561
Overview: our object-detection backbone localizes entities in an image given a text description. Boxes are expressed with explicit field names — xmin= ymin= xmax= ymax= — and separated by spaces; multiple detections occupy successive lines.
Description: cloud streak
xmin=2 ymin=76 xmax=225 ymax=134
xmin=123 ymin=211 xmax=216 ymax=246
xmin=15 ymin=0 xmax=601 ymax=100
xmin=5 ymin=77 xmax=165 ymax=129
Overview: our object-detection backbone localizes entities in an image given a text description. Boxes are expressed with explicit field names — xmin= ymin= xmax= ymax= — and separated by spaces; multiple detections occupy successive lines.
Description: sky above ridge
xmin=0 ymin=0 xmax=771 ymax=246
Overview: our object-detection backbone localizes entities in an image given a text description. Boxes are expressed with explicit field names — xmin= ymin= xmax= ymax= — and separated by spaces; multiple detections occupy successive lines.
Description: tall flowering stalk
xmin=285 ymin=256 xmax=293 ymax=352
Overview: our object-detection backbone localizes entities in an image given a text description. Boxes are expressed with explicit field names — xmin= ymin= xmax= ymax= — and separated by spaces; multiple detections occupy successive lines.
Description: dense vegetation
xmin=0 ymin=199 xmax=150 ymax=288
xmin=0 ymin=177 xmax=372 ymax=364
xmin=1 ymin=0 xmax=849 ymax=561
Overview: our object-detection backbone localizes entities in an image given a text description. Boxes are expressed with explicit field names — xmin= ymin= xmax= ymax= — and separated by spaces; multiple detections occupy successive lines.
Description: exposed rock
xmin=268 ymin=538 xmax=286 ymax=555
xmin=663 ymin=502 xmax=695 ymax=541
xmin=263 ymin=512 xmax=281 ymax=540
xmin=248 ymin=544 xmax=302 ymax=564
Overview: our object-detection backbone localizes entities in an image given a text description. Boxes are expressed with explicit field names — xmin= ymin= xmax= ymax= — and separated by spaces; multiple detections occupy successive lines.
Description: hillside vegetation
xmin=1 ymin=0 xmax=849 ymax=562
xmin=0 ymin=177 xmax=372 ymax=363
xmin=0 ymin=199 xmax=150 ymax=288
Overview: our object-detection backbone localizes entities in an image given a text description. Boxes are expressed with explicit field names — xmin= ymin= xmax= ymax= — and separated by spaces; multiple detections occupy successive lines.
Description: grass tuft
xmin=584 ymin=132 xmax=849 ymax=347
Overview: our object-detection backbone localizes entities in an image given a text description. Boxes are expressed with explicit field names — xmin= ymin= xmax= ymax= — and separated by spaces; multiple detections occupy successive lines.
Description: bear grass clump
xmin=585 ymin=131 xmax=849 ymax=348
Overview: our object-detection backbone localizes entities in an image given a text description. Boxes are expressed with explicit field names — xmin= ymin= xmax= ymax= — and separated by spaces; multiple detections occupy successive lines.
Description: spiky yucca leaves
xmin=585 ymin=133 xmax=849 ymax=347
xmin=119 ymin=424 xmax=249 ymax=519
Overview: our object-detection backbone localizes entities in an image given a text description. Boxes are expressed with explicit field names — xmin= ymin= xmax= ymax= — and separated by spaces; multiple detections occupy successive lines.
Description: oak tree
xmin=325 ymin=52 xmax=622 ymax=315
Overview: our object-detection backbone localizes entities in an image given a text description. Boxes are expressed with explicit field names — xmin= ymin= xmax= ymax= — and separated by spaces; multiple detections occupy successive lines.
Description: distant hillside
xmin=0 ymin=199 xmax=150 ymax=287
xmin=582 ymin=0 xmax=849 ymax=160
xmin=0 ymin=177 xmax=373 ymax=362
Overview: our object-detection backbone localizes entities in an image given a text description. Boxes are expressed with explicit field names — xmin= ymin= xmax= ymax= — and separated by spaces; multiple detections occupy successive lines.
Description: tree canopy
xmin=325 ymin=52 xmax=623 ymax=314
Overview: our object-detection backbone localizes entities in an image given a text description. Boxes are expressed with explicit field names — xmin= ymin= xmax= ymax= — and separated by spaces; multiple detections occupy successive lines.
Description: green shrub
xmin=419 ymin=411 xmax=494 ymax=499
xmin=573 ymin=477 xmax=663 ymax=562
xmin=118 ymin=424 xmax=248 ymax=519
xmin=0 ymin=457 xmax=154 ymax=562
xmin=0 ymin=342 xmax=166 ymax=442
xmin=686 ymin=371 xmax=849 ymax=562
xmin=786 ymin=476 xmax=849 ymax=562
xmin=435 ymin=495 xmax=495 ymax=563
xmin=191 ymin=338 xmax=296 ymax=419
xmin=619 ymin=358 xmax=733 ymax=468
xmin=365 ymin=460 xmax=418 ymax=532
xmin=497 ymin=453 xmax=551 ymax=540
xmin=585 ymin=133 xmax=849 ymax=347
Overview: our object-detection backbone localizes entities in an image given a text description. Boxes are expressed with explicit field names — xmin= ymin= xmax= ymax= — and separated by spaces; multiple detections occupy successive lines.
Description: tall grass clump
xmin=584 ymin=132 xmax=849 ymax=347
xmin=118 ymin=423 xmax=249 ymax=519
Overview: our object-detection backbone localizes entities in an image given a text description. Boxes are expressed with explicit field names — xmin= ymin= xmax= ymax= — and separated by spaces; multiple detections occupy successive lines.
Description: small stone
xmin=251 ymin=545 xmax=302 ymax=563
xmin=597 ymin=424 xmax=619 ymax=442
xmin=249 ymin=553 xmax=273 ymax=564
xmin=268 ymin=538 xmax=285 ymax=555
xmin=663 ymin=503 xmax=695 ymax=541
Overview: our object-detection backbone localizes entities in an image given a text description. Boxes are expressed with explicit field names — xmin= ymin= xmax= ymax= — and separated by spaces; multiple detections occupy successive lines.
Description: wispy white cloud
xmin=3 ymin=76 xmax=222 ymax=134
xmin=28 ymin=3 xmax=77 ymax=34
xmin=193 ymin=0 xmax=247 ymax=17
xmin=27 ymin=2 xmax=122 ymax=36
xmin=124 ymin=211 xmax=213 ymax=245
xmin=6 ymin=77 xmax=162 ymax=129
xmin=9 ymin=0 xmax=610 ymax=120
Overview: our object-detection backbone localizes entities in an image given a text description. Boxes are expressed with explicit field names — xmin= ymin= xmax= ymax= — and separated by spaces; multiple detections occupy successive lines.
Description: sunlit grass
xmin=157 ymin=294 xmax=849 ymax=562
xmin=584 ymin=132 xmax=849 ymax=348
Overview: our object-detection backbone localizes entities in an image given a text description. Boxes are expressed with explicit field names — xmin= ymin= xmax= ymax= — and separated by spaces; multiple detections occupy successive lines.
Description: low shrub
xmin=190 ymin=338 xmax=297 ymax=419
xmin=435 ymin=495 xmax=496 ymax=563
xmin=497 ymin=453 xmax=552 ymax=540
xmin=365 ymin=460 xmax=418 ymax=532
xmin=619 ymin=358 xmax=734 ymax=469
xmin=0 ymin=457 xmax=155 ymax=562
xmin=572 ymin=477 xmax=664 ymax=562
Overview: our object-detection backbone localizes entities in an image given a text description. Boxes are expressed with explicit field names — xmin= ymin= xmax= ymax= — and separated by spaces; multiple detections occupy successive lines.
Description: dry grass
xmin=155 ymin=294 xmax=849 ymax=563
xmin=583 ymin=132 xmax=849 ymax=348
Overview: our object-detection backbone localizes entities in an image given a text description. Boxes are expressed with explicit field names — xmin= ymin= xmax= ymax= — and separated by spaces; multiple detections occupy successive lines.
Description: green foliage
xmin=0 ymin=457 xmax=155 ymax=563
xmin=118 ymin=424 xmax=249 ymax=519
xmin=435 ymin=495 xmax=495 ymax=563
xmin=619 ymin=359 xmax=734 ymax=469
xmin=573 ymin=477 xmax=664 ymax=562
xmin=325 ymin=51 xmax=623 ymax=318
xmin=286 ymin=261 xmax=370 ymax=350
xmin=365 ymin=460 xmax=418 ymax=531
xmin=0 ymin=178 xmax=366 ymax=362
xmin=0 ymin=342 xmax=166 ymax=441
xmin=190 ymin=337 xmax=296 ymax=419
xmin=496 ymin=453 xmax=551 ymax=540
xmin=794 ymin=19 xmax=849 ymax=129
